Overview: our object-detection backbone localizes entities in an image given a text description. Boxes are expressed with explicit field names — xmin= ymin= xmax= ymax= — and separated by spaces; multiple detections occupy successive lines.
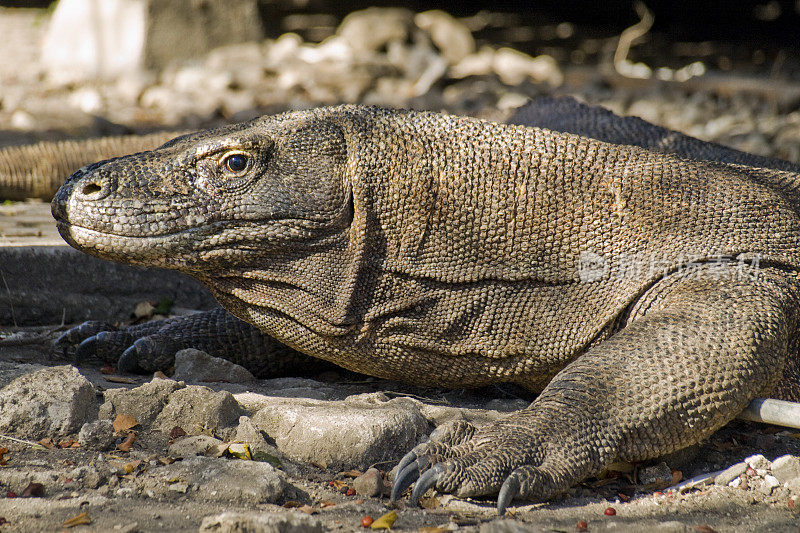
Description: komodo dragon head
xmin=52 ymin=109 xmax=353 ymax=274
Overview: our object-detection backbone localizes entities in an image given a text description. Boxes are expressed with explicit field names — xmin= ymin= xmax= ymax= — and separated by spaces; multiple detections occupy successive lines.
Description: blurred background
xmin=1 ymin=0 xmax=800 ymax=163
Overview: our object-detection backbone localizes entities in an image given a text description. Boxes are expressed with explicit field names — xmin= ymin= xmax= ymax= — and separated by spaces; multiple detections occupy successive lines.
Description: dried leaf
xmin=105 ymin=375 xmax=138 ymax=384
xmin=38 ymin=438 xmax=54 ymax=449
xmin=329 ymin=479 xmax=347 ymax=490
xmin=113 ymin=414 xmax=139 ymax=433
xmin=99 ymin=365 xmax=115 ymax=375
xmin=62 ymin=512 xmax=91 ymax=528
xmin=418 ymin=528 xmax=447 ymax=533
xmin=370 ymin=510 xmax=397 ymax=530
xmin=418 ymin=496 xmax=440 ymax=509
xmin=319 ymin=501 xmax=335 ymax=508
xmin=0 ymin=447 xmax=8 ymax=466
xmin=20 ymin=482 xmax=44 ymax=498
xmin=340 ymin=469 xmax=363 ymax=478
xmin=123 ymin=460 xmax=141 ymax=474
xmin=153 ymin=371 xmax=169 ymax=380
xmin=671 ymin=469 xmax=683 ymax=485
xmin=298 ymin=505 xmax=316 ymax=515
xmin=227 ymin=442 xmax=252 ymax=460
xmin=283 ymin=501 xmax=302 ymax=508
xmin=169 ymin=426 xmax=187 ymax=440
xmin=58 ymin=439 xmax=77 ymax=449
xmin=117 ymin=432 xmax=136 ymax=452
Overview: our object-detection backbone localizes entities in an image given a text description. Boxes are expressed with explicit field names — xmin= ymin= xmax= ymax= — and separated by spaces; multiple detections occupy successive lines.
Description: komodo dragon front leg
xmin=393 ymin=266 xmax=800 ymax=511
xmin=55 ymin=307 xmax=332 ymax=376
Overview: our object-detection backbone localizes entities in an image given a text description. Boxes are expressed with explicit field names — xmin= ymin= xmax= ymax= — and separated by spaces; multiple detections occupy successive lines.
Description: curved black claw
xmin=55 ymin=321 xmax=116 ymax=347
xmin=410 ymin=463 xmax=445 ymax=506
xmin=497 ymin=474 xmax=520 ymax=516
xmin=118 ymin=343 xmax=145 ymax=373
xmin=74 ymin=335 xmax=100 ymax=362
xmin=391 ymin=461 xmax=420 ymax=502
xmin=395 ymin=450 xmax=417 ymax=477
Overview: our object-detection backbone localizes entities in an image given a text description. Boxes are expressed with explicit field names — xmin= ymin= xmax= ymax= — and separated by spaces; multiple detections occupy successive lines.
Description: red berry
xmin=328 ymin=480 xmax=335 ymax=486
xmin=6 ymin=492 xmax=16 ymax=498
xmin=361 ymin=516 xmax=373 ymax=528
xmin=604 ymin=507 xmax=616 ymax=516
xmin=576 ymin=520 xmax=588 ymax=531
xmin=346 ymin=488 xmax=356 ymax=496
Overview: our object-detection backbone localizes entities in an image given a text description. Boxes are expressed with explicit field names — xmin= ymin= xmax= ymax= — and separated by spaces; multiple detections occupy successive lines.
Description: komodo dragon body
xmin=39 ymin=100 xmax=800 ymax=512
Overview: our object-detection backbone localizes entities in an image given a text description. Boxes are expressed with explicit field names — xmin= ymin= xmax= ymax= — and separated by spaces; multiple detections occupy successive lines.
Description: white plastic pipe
xmin=738 ymin=398 xmax=800 ymax=429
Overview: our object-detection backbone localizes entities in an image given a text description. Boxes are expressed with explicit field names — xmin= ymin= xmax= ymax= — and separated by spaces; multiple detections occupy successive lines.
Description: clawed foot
xmin=54 ymin=317 xmax=183 ymax=372
xmin=391 ymin=415 xmax=574 ymax=515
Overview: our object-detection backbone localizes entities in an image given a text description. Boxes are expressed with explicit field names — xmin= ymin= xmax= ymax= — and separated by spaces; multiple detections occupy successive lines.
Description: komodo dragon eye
xmin=222 ymin=153 xmax=249 ymax=173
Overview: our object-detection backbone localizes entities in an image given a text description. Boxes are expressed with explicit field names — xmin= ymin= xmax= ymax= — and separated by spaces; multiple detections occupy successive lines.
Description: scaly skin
xmin=50 ymin=103 xmax=800 ymax=513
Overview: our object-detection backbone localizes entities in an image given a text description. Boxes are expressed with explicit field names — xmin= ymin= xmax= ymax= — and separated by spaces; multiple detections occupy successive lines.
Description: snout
xmin=51 ymin=161 xmax=114 ymax=224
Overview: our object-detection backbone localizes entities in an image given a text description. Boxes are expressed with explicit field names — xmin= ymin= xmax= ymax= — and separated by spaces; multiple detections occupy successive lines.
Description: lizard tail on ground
xmin=0 ymin=130 xmax=182 ymax=200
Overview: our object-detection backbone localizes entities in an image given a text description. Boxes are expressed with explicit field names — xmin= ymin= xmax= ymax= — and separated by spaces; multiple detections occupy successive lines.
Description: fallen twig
xmin=0 ymin=434 xmax=48 ymax=450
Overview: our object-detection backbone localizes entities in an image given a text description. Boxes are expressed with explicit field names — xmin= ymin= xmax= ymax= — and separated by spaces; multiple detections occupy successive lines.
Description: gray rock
xmin=167 ymin=435 xmax=224 ymax=459
xmin=492 ymin=48 xmax=562 ymax=87
xmin=714 ymin=462 xmax=748 ymax=486
xmin=759 ymin=474 xmax=781 ymax=495
xmin=68 ymin=465 xmax=105 ymax=489
xmin=649 ymin=522 xmax=691 ymax=533
xmin=337 ymin=8 xmax=413 ymax=52
xmin=0 ymin=246 xmax=215 ymax=326
xmin=78 ymin=419 xmax=116 ymax=450
xmin=252 ymin=396 xmax=429 ymax=470
xmin=153 ymin=385 xmax=244 ymax=435
xmin=199 ymin=511 xmax=322 ymax=533
xmin=639 ymin=462 xmax=672 ymax=487
xmin=352 ymin=467 xmax=382 ymax=497
xmin=745 ymin=453 xmax=771 ymax=471
xmin=478 ymin=519 xmax=543 ymax=533
xmin=233 ymin=416 xmax=277 ymax=457
xmin=150 ymin=456 xmax=285 ymax=504
xmin=415 ymin=10 xmax=475 ymax=65
xmin=770 ymin=455 xmax=800 ymax=485
xmin=172 ymin=348 xmax=255 ymax=383
xmin=99 ymin=377 xmax=184 ymax=426
xmin=0 ymin=365 xmax=96 ymax=439
xmin=42 ymin=0 xmax=263 ymax=82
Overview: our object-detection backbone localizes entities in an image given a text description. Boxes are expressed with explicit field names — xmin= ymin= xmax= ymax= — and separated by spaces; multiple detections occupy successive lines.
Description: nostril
xmin=81 ymin=181 xmax=103 ymax=196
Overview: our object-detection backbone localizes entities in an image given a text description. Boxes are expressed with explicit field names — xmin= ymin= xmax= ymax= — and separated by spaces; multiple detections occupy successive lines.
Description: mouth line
xmin=56 ymin=214 xmax=335 ymax=241
xmin=56 ymin=219 xmax=217 ymax=241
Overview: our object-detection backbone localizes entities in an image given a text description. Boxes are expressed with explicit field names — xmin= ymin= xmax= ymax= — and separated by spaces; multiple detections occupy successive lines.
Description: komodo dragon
xmin=29 ymin=99 xmax=800 ymax=513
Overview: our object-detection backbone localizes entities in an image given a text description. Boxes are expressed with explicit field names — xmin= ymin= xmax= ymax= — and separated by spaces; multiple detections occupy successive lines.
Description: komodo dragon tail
xmin=0 ymin=131 xmax=183 ymax=201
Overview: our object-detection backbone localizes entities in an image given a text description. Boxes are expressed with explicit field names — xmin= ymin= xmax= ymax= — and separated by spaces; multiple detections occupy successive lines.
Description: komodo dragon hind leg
xmin=393 ymin=264 xmax=798 ymax=514
xmin=54 ymin=307 xmax=333 ymax=377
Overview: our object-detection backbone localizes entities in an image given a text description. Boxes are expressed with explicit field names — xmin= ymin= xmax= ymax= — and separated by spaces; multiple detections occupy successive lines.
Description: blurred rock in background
xmin=41 ymin=0 xmax=263 ymax=83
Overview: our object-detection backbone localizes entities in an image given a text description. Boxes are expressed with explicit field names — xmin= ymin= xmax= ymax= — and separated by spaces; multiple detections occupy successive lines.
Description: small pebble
xmin=361 ymin=516 xmax=373 ymax=528
xmin=604 ymin=507 xmax=616 ymax=516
